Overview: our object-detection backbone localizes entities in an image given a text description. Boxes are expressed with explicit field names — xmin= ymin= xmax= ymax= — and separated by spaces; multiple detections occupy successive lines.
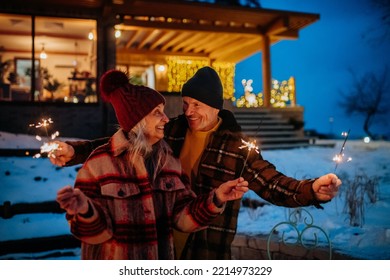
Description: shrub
xmin=339 ymin=172 xmax=379 ymax=227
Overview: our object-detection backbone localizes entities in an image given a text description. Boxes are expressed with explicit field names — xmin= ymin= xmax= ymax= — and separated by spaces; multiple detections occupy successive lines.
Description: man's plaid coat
xmin=164 ymin=110 xmax=324 ymax=260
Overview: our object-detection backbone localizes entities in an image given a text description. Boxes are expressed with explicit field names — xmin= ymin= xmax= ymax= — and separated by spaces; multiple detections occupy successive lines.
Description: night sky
xmin=235 ymin=0 xmax=390 ymax=139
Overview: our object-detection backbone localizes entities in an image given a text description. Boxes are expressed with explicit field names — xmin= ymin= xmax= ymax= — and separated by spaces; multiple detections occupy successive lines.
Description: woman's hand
xmin=48 ymin=141 xmax=75 ymax=167
xmin=56 ymin=185 xmax=89 ymax=215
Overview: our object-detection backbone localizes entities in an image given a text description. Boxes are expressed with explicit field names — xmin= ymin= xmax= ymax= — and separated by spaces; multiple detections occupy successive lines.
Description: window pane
xmin=35 ymin=16 xmax=97 ymax=103
xmin=0 ymin=14 xmax=33 ymax=101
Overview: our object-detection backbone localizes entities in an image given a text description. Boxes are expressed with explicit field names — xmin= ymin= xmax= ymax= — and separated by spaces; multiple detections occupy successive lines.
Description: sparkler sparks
xmin=238 ymin=138 xmax=259 ymax=177
xmin=333 ymin=129 xmax=352 ymax=172
xmin=29 ymin=118 xmax=60 ymax=158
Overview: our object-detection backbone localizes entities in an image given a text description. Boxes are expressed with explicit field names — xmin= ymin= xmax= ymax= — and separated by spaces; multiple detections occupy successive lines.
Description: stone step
xmin=256 ymin=136 xmax=309 ymax=144
xmin=237 ymin=119 xmax=289 ymax=126
xmin=234 ymin=114 xmax=284 ymax=121
xmin=260 ymin=142 xmax=310 ymax=150
xmin=245 ymin=132 xmax=299 ymax=138
xmin=241 ymin=124 xmax=295 ymax=131
xmin=232 ymin=108 xmax=308 ymax=150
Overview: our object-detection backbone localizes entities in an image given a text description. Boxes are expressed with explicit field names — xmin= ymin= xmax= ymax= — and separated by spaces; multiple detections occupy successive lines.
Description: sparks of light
xmin=332 ymin=154 xmax=343 ymax=163
xmin=238 ymin=139 xmax=259 ymax=177
xmin=51 ymin=131 xmax=59 ymax=140
xmin=34 ymin=118 xmax=53 ymax=128
xmin=40 ymin=142 xmax=59 ymax=154
xmin=239 ymin=139 xmax=259 ymax=154
xmin=30 ymin=117 xmax=60 ymax=159
xmin=333 ymin=129 xmax=351 ymax=172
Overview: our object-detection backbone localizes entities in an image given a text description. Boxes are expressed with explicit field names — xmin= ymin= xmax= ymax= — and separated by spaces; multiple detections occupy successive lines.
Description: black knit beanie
xmin=181 ymin=66 xmax=223 ymax=109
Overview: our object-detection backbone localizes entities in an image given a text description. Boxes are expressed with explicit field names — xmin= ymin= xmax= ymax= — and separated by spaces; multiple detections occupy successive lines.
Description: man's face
xmin=182 ymin=96 xmax=219 ymax=132
xmin=144 ymin=104 xmax=169 ymax=145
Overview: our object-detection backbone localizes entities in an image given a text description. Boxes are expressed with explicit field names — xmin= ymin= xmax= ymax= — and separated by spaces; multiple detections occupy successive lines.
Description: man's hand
xmin=214 ymin=177 xmax=249 ymax=206
xmin=48 ymin=141 xmax=75 ymax=167
xmin=312 ymin=173 xmax=342 ymax=201
xmin=56 ymin=185 xmax=89 ymax=215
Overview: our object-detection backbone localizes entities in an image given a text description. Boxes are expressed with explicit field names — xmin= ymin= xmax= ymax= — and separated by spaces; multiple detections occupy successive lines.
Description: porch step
xmin=232 ymin=108 xmax=310 ymax=150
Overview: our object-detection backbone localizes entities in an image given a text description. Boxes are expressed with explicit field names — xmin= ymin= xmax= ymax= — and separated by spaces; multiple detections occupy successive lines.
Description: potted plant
xmin=0 ymin=55 xmax=12 ymax=83
xmin=26 ymin=67 xmax=62 ymax=100
xmin=40 ymin=67 xmax=62 ymax=100
xmin=0 ymin=55 xmax=12 ymax=100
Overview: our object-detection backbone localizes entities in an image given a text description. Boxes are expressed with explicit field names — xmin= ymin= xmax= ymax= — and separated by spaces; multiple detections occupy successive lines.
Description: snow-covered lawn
xmin=0 ymin=131 xmax=389 ymax=259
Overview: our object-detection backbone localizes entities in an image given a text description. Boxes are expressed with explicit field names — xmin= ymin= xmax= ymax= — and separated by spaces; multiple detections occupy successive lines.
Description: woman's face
xmin=143 ymin=103 xmax=169 ymax=145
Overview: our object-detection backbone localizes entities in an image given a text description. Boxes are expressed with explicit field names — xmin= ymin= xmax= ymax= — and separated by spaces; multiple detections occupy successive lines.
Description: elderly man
xmin=50 ymin=66 xmax=342 ymax=260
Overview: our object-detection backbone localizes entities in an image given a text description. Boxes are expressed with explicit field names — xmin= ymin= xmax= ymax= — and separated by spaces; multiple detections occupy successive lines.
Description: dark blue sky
xmin=235 ymin=0 xmax=390 ymax=139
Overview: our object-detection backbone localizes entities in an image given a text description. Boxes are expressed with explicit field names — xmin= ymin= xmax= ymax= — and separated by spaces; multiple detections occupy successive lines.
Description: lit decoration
xmin=211 ymin=61 xmax=235 ymax=101
xmin=114 ymin=29 xmax=121 ymax=39
xmin=236 ymin=76 xmax=296 ymax=108
xmin=333 ymin=129 xmax=352 ymax=172
xmin=238 ymin=138 xmax=259 ymax=177
xmin=40 ymin=43 xmax=47 ymax=60
xmin=29 ymin=118 xmax=60 ymax=159
xmin=165 ymin=57 xmax=235 ymax=100
xmin=236 ymin=79 xmax=263 ymax=107
xmin=166 ymin=57 xmax=209 ymax=92
xmin=88 ymin=31 xmax=94 ymax=40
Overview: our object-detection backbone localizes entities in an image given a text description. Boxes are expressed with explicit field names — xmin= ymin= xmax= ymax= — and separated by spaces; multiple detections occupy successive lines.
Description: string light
xmin=236 ymin=77 xmax=296 ymax=108
xmin=211 ymin=61 xmax=235 ymax=100
xmin=164 ymin=58 xmax=235 ymax=100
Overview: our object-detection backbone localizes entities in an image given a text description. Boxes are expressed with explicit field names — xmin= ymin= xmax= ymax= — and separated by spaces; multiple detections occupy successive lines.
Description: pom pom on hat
xmin=100 ymin=69 xmax=130 ymax=101
xmin=99 ymin=69 xmax=166 ymax=132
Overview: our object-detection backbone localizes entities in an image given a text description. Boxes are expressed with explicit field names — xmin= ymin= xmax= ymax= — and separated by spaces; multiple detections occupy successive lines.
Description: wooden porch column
xmin=261 ymin=35 xmax=271 ymax=108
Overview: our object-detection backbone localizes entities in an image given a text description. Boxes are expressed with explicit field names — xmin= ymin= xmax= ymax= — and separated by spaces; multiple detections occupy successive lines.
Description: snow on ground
xmin=0 ymin=131 xmax=389 ymax=259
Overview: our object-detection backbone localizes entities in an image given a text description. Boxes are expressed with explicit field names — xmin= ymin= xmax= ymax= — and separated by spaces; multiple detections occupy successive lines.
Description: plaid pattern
xmin=67 ymin=129 xmax=221 ymax=260
xmin=164 ymin=110 xmax=323 ymax=259
xmin=67 ymin=110 xmax=324 ymax=260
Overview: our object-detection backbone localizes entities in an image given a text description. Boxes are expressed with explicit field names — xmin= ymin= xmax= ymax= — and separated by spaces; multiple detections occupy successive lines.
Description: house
xmin=0 ymin=0 xmax=319 ymax=142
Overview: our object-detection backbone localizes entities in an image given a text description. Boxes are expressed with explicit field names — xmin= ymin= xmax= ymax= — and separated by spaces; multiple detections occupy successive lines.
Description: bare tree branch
xmin=339 ymin=67 xmax=390 ymax=138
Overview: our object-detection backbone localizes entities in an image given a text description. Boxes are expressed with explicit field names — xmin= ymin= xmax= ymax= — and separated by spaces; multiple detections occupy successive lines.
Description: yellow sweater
xmin=175 ymin=118 xmax=221 ymax=258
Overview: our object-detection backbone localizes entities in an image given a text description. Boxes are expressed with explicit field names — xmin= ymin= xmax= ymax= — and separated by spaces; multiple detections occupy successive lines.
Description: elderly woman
xmin=56 ymin=69 xmax=248 ymax=260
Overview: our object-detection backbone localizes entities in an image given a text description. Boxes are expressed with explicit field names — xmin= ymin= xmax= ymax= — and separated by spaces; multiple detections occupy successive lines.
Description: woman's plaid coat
xmin=67 ymin=129 xmax=223 ymax=260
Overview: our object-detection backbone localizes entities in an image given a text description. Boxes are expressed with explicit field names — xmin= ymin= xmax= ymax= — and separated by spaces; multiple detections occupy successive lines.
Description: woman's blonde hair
xmin=126 ymin=119 xmax=170 ymax=182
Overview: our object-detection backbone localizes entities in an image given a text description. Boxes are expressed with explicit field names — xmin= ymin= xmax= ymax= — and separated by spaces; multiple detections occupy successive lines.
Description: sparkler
xmin=29 ymin=118 xmax=60 ymax=158
xmin=238 ymin=138 xmax=259 ymax=177
xmin=333 ymin=129 xmax=352 ymax=172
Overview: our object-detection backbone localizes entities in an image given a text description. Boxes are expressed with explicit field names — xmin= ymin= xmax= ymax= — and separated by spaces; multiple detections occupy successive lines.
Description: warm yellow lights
xmin=88 ymin=31 xmax=94 ymax=40
xmin=270 ymin=77 xmax=295 ymax=108
xmin=164 ymin=58 xmax=235 ymax=100
xmin=166 ymin=58 xmax=209 ymax=92
xmin=157 ymin=64 xmax=166 ymax=72
xmin=236 ymin=77 xmax=295 ymax=108
xmin=115 ymin=29 xmax=122 ymax=38
xmin=40 ymin=43 xmax=47 ymax=60
xmin=211 ymin=61 xmax=235 ymax=101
